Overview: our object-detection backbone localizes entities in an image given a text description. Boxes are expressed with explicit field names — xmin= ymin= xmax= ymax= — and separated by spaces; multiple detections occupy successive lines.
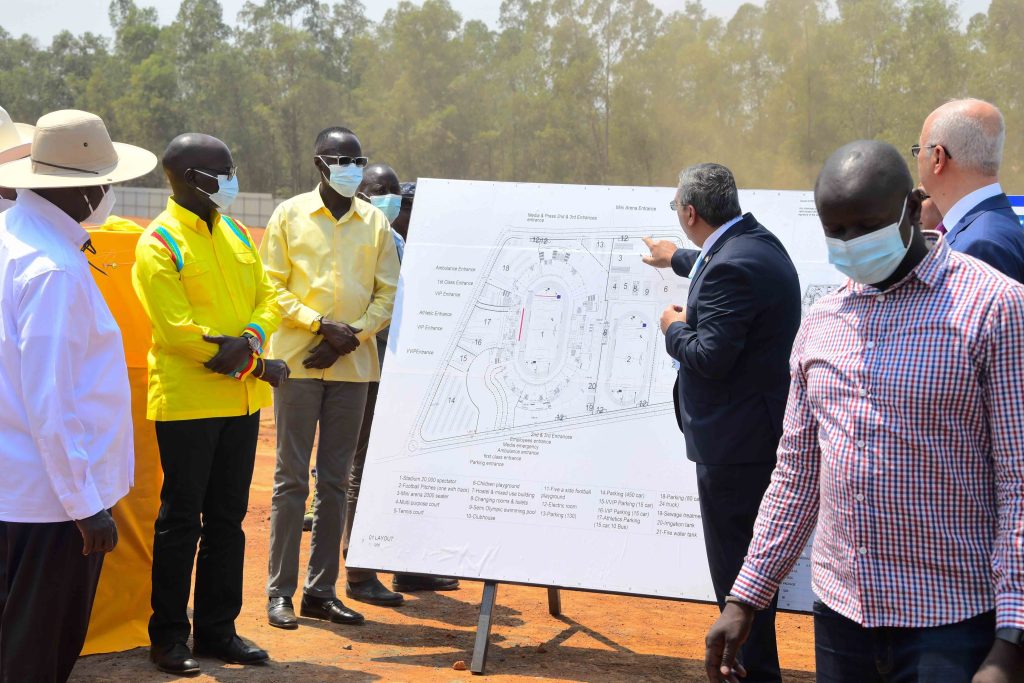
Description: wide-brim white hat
xmin=0 ymin=109 xmax=157 ymax=188
xmin=0 ymin=105 xmax=34 ymax=165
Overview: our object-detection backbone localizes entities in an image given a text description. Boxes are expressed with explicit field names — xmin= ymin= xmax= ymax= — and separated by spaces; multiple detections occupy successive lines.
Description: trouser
xmin=267 ymin=379 xmax=367 ymax=599
xmin=342 ymin=375 xmax=381 ymax=584
xmin=696 ymin=462 xmax=781 ymax=683
xmin=0 ymin=519 xmax=104 ymax=683
xmin=813 ymin=601 xmax=994 ymax=682
xmin=150 ymin=412 xmax=259 ymax=646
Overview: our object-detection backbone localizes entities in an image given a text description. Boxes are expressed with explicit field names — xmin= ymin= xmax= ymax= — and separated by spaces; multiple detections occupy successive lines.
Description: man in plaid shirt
xmin=705 ymin=140 xmax=1024 ymax=683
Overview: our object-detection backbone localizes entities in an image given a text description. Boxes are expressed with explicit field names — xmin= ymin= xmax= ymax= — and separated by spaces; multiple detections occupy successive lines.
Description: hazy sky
xmin=2 ymin=0 xmax=993 ymax=43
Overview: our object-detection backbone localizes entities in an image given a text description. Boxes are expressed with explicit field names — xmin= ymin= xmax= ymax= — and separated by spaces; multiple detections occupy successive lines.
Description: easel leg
xmin=470 ymin=581 xmax=499 ymax=675
xmin=547 ymin=587 xmax=561 ymax=616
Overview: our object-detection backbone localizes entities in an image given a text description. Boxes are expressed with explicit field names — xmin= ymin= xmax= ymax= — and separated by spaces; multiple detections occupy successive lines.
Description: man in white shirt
xmin=0 ymin=105 xmax=33 ymax=212
xmin=0 ymin=110 xmax=156 ymax=683
xmin=915 ymin=98 xmax=1024 ymax=282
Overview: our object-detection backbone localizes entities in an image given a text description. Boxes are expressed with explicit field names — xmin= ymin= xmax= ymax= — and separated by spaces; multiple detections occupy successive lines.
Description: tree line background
xmin=1 ymin=0 xmax=1022 ymax=196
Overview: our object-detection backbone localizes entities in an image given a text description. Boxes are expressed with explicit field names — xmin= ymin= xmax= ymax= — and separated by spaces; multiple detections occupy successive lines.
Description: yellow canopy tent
xmin=81 ymin=215 xmax=161 ymax=655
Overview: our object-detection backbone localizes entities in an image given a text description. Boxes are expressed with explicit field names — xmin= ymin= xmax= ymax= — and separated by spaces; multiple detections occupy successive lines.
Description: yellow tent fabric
xmin=81 ymin=216 xmax=162 ymax=655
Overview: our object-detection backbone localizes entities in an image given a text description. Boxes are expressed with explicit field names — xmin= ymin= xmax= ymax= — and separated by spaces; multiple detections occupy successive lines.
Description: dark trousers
xmin=696 ymin=462 xmax=780 ymax=683
xmin=0 ymin=519 xmax=104 ymax=683
xmin=342 ymin=378 xmax=380 ymax=583
xmin=814 ymin=601 xmax=994 ymax=682
xmin=150 ymin=412 xmax=259 ymax=646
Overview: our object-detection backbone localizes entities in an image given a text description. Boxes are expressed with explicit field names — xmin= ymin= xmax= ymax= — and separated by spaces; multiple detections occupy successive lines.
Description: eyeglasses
xmin=317 ymin=155 xmax=369 ymax=168
xmin=669 ymin=200 xmax=681 ymax=211
xmin=911 ymin=144 xmax=952 ymax=160
xmin=193 ymin=166 xmax=237 ymax=181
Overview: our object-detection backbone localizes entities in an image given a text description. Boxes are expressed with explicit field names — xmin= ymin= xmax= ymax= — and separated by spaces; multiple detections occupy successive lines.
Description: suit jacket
xmin=665 ymin=213 xmax=801 ymax=466
xmin=946 ymin=193 xmax=1024 ymax=283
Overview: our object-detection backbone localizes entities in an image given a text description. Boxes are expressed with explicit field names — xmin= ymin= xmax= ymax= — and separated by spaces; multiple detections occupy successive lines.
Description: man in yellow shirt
xmin=260 ymin=126 xmax=400 ymax=629
xmin=132 ymin=133 xmax=288 ymax=675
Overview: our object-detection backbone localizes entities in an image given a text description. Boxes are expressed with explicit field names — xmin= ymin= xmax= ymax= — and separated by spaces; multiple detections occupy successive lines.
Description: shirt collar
xmin=166 ymin=196 xmax=219 ymax=234
xmin=942 ymin=182 xmax=1002 ymax=231
xmin=307 ymin=186 xmax=370 ymax=223
xmin=16 ymin=190 xmax=90 ymax=249
xmin=697 ymin=214 xmax=743 ymax=260
xmin=846 ymin=231 xmax=948 ymax=295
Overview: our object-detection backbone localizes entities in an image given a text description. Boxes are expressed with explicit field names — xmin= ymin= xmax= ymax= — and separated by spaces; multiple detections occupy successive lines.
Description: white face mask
xmin=824 ymin=197 xmax=910 ymax=285
xmin=82 ymin=186 xmax=115 ymax=226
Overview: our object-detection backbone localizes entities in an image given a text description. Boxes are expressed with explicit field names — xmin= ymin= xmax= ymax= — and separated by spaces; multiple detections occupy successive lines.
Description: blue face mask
xmin=825 ymin=197 xmax=909 ymax=285
xmin=193 ymin=169 xmax=240 ymax=210
xmin=320 ymin=157 xmax=363 ymax=198
xmin=370 ymin=193 xmax=402 ymax=223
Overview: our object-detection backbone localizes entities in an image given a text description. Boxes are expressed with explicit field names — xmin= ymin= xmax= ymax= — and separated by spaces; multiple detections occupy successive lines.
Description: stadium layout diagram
xmin=410 ymin=228 xmax=689 ymax=452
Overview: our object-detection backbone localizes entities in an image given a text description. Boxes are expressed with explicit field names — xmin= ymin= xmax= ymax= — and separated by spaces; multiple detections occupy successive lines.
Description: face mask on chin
xmin=825 ymin=196 xmax=910 ymax=285
xmin=81 ymin=186 xmax=115 ymax=225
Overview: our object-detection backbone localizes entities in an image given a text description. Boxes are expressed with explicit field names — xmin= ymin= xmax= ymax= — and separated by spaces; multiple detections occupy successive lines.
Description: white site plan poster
xmin=347 ymin=179 xmax=844 ymax=611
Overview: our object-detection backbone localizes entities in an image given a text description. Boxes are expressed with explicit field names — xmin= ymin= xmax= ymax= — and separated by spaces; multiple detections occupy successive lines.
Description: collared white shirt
xmin=941 ymin=182 xmax=1002 ymax=232
xmin=0 ymin=190 xmax=133 ymax=522
xmin=688 ymin=214 xmax=744 ymax=278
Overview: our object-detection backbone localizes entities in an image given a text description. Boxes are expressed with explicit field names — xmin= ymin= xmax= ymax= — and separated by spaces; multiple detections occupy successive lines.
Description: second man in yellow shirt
xmin=260 ymin=126 xmax=400 ymax=629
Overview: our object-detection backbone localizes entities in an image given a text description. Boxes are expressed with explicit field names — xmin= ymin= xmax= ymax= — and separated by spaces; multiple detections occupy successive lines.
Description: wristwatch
xmin=310 ymin=315 xmax=323 ymax=335
xmin=996 ymin=627 xmax=1024 ymax=647
xmin=242 ymin=332 xmax=260 ymax=354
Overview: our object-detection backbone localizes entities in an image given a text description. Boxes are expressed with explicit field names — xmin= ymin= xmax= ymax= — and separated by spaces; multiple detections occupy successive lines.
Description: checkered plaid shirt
xmin=732 ymin=237 xmax=1024 ymax=629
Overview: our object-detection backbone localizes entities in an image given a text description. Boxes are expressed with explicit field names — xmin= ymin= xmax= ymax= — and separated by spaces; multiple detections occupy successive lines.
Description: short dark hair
xmin=676 ymin=163 xmax=742 ymax=227
xmin=314 ymin=126 xmax=355 ymax=153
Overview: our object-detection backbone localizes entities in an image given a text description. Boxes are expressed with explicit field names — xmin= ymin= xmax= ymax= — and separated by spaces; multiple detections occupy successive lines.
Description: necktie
xmin=936 ymin=221 xmax=947 ymax=235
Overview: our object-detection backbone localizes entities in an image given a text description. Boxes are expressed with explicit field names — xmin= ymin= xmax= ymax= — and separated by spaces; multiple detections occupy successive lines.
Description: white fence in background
xmin=114 ymin=186 xmax=281 ymax=227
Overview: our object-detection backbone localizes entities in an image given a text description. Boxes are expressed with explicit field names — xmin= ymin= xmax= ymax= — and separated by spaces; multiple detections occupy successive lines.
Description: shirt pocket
xmin=233 ymin=251 xmax=257 ymax=292
xmin=180 ymin=260 xmax=212 ymax=306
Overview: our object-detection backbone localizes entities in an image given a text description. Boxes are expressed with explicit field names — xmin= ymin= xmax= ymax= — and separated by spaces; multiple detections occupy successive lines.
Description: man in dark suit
xmin=917 ymin=98 xmax=1024 ymax=282
xmin=643 ymin=163 xmax=801 ymax=683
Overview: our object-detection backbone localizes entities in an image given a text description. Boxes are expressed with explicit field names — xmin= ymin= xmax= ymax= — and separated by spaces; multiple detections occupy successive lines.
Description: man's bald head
xmin=921 ymin=98 xmax=1004 ymax=177
xmin=314 ymin=127 xmax=360 ymax=157
xmin=359 ymin=163 xmax=401 ymax=197
xmin=163 ymin=133 xmax=233 ymax=181
xmin=816 ymin=140 xmax=918 ymax=238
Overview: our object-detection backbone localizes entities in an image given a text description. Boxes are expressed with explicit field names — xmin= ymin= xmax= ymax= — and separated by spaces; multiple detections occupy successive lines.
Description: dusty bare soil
xmin=72 ymin=414 xmax=815 ymax=682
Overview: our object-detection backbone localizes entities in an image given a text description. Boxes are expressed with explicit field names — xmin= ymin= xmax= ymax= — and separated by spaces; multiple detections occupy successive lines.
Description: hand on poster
xmin=705 ymin=602 xmax=753 ymax=683
xmin=642 ymin=236 xmax=677 ymax=268
xmin=660 ymin=304 xmax=686 ymax=333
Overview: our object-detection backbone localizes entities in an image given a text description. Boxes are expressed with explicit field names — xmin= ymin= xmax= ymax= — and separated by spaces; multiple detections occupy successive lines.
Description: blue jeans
xmin=813 ymin=601 xmax=994 ymax=683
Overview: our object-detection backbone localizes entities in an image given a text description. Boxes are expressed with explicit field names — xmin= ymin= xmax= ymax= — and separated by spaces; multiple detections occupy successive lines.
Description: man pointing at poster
xmin=643 ymin=163 xmax=801 ymax=683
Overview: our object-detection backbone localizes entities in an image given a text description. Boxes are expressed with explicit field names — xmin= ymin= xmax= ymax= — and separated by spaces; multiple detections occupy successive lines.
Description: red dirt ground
xmin=71 ymin=413 xmax=816 ymax=682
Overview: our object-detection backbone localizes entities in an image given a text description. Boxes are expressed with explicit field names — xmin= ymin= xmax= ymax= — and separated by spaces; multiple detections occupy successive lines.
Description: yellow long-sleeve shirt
xmin=132 ymin=198 xmax=281 ymax=421
xmin=259 ymin=189 xmax=399 ymax=382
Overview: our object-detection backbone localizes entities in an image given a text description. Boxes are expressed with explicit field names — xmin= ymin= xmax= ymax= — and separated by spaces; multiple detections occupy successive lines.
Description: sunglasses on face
xmin=317 ymin=155 xmax=369 ymax=168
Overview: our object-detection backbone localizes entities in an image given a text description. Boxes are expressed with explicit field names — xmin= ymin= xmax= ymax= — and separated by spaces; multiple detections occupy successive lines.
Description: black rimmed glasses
xmin=911 ymin=144 xmax=952 ymax=159
xmin=317 ymin=155 xmax=369 ymax=168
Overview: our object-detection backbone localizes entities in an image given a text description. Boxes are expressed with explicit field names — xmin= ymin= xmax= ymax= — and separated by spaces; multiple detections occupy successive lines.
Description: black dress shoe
xmin=300 ymin=594 xmax=365 ymax=624
xmin=193 ymin=634 xmax=269 ymax=664
xmin=268 ymin=596 xmax=298 ymax=629
xmin=150 ymin=642 xmax=201 ymax=676
xmin=346 ymin=577 xmax=405 ymax=607
xmin=392 ymin=573 xmax=461 ymax=592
